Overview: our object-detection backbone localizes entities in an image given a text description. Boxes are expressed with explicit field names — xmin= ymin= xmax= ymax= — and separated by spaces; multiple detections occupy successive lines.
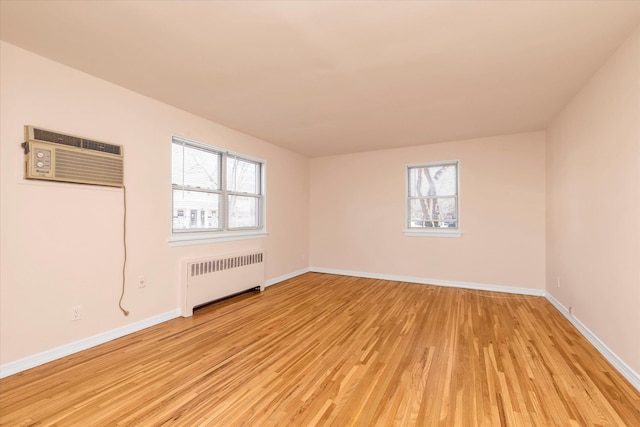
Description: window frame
xmin=404 ymin=160 xmax=462 ymax=238
xmin=169 ymin=135 xmax=267 ymax=246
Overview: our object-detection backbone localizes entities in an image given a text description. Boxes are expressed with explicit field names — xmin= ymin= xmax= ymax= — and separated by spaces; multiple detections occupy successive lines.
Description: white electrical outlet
xmin=569 ymin=307 xmax=574 ymax=315
xmin=71 ymin=305 xmax=82 ymax=321
xmin=138 ymin=276 xmax=146 ymax=288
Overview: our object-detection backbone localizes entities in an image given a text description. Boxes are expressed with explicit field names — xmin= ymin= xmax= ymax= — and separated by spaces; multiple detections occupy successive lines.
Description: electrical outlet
xmin=138 ymin=276 xmax=146 ymax=288
xmin=569 ymin=307 xmax=574 ymax=316
xmin=71 ymin=305 xmax=82 ymax=321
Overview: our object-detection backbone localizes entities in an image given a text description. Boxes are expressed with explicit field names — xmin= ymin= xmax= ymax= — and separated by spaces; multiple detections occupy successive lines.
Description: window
xmin=406 ymin=160 xmax=460 ymax=237
xmin=171 ymin=136 xmax=265 ymax=244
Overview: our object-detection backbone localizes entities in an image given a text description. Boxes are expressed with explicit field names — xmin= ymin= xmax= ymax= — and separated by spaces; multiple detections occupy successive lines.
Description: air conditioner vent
xmin=31 ymin=127 xmax=122 ymax=155
xmin=55 ymin=148 xmax=124 ymax=185
xmin=82 ymin=140 xmax=122 ymax=155
xmin=33 ymin=128 xmax=82 ymax=148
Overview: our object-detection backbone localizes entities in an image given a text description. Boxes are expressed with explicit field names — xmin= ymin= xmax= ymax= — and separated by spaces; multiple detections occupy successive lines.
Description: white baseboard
xmin=309 ymin=267 xmax=545 ymax=296
xmin=0 ymin=309 xmax=180 ymax=379
xmin=264 ymin=268 xmax=311 ymax=288
xmin=545 ymin=292 xmax=640 ymax=392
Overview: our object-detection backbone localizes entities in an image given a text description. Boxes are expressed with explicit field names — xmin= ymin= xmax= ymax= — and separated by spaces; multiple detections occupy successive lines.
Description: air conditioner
xmin=23 ymin=125 xmax=124 ymax=187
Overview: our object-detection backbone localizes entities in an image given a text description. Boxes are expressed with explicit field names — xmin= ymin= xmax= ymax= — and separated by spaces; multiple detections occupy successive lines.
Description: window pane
xmin=409 ymin=197 xmax=457 ymax=228
xmin=172 ymin=190 xmax=220 ymax=231
xmin=172 ymin=143 xmax=220 ymax=190
xmin=409 ymin=164 xmax=457 ymax=197
xmin=227 ymin=157 xmax=260 ymax=195
xmin=228 ymin=195 xmax=260 ymax=228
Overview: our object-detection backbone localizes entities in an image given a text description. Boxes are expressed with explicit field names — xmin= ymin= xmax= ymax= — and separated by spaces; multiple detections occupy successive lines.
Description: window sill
xmin=403 ymin=229 xmax=463 ymax=238
xmin=169 ymin=231 xmax=268 ymax=247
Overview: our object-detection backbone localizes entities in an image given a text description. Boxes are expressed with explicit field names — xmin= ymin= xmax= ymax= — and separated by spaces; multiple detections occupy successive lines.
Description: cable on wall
xmin=119 ymin=185 xmax=130 ymax=316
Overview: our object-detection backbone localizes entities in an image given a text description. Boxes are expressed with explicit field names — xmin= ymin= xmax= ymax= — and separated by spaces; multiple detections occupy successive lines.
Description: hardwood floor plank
xmin=1 ymin=273 xmax=639 ymax=426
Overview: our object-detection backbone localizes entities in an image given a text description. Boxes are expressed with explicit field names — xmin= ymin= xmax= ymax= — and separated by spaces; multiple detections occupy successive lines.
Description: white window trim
xmin=169 ymin=135 xmax=267 ymax=246
xmin=404 ymin=160 xmax=462 ymax=238
xmin=169 ymin=230 xmax=268 ymax=247
xmin=403 ymin=229 xmax=462 ymax=238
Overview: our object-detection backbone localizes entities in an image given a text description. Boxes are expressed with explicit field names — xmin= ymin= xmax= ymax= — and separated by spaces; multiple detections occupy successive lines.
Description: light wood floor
xmin=1 ymin=273 xmax=639 ymax=426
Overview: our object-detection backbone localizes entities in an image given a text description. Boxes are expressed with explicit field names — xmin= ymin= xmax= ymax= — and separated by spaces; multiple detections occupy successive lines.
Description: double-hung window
xmin=405 ymin=160 xmax=461 ymax=237
xmin=171 ymin=136 xmax=265 ymax=244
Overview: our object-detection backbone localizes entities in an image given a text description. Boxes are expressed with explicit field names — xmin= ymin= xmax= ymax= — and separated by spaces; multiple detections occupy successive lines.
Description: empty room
xmin=1 ymin=1 xmax=639 ymax=425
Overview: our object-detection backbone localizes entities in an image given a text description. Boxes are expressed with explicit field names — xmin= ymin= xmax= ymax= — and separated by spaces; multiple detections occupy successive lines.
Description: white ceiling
xmin=1 ymin=1 xmax=639 ymax=157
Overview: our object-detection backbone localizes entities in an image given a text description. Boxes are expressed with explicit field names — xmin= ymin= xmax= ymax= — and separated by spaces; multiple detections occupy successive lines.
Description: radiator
xmin=181 ymin=250 xmax=265 ymax=317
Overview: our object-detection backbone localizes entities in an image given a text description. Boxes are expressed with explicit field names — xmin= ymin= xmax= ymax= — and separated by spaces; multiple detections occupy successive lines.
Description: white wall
xmin=546 ymin=27 xmax=640 ymax=375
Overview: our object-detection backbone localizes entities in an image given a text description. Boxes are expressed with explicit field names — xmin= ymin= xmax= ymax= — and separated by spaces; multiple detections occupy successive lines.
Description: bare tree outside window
xmin=407 ymin=161 xmax=458 ymax=230
xmin=227 ymin=156 xmax=261 ymax=229
xmin=171 ymin=142 xmax=221 ymax=231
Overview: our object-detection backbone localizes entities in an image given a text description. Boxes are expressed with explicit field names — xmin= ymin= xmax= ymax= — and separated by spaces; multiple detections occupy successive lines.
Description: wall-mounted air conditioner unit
xmin=23 ymin=125 xmax=124 ymax=187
